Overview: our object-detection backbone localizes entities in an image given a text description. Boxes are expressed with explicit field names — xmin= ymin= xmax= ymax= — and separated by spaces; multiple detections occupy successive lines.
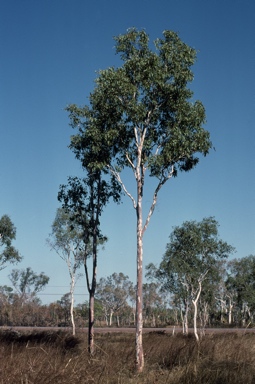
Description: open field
xmin=1 ymin=329 xmax=255 ymax=383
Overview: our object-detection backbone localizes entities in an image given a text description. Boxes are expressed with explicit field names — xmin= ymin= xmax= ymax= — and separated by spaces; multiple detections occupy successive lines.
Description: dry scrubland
xmin=0 ymin=329 xmax=255 ymax=383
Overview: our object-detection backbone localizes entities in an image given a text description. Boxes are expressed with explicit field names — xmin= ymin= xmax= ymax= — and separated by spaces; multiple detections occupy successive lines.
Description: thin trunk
xmin=180 ymin=307 xmax=184 ymax=334
xmin=228 ymin=301 xmax=233 ymax=325
xmin=88 ymin=291 xmax=94 ymax=354
xmin=88 ymin=218 xmax=97 ymax=354
xmin=193 ymin=298 xmax=199 ymax=341
xmin=85 ymin=175 xmax=100 ymax=355
xmin=152 ymin=313 xmax=156 ymax=327
xmin=70 ymin=277 xmax=75 ymax=336
xmin=192 ymin=281 xmax=202 ymax=342
xmin=183 ymin=301 xmax=189 ymax=335
xmin=109 ymin=310 xmax=113 ymax=326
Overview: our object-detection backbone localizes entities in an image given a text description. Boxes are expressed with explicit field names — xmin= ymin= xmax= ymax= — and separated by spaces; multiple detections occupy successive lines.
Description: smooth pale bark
xmin=192 ymin=280 xmax=202 ymax=342
xmin=227 ymin=295 xmax=233 ymax=325
xmin=109 ymin=121 xmax=174 ymax=372
xmin=135 ymin=189 xmax=144 ymax=372
xmin=70 ymin=275 xmax=76 ymax=336
xmin=109 ymin=310 xmax=113 ymax=326
xmin=183 ymin=302 xmax=189 ymax=335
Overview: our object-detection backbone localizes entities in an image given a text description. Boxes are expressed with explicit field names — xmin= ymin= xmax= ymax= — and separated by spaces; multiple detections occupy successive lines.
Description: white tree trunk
xmin=228 ymin=302 xmax=233 ymax=325
xmin=192 ymin=281 xmax=202 ymax=342
xmin=70 ymin=275 xmax=76 ymax=336
xmin=135 ymin=191 xmax=144 ymax=373
xmin=109 ymin=310 xmax=113 ymax=326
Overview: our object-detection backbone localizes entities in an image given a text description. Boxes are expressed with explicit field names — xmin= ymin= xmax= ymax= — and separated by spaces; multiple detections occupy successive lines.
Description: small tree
xmin=9 ymin=267 xmax=49 ymax=305
xmin=226 ymin=255 xmax=255 ymax=326
xmin=66 ymin=28 xmax=212 ymax=371
xmin=0 ymin=215 xmax=22 ymax=270
xmin=142 ymin=282 xmax=163 ymax=327
xmin=47 ymin=207 xmax=84 ymax=335
xmin=96 ymin=272 xmax=133 ymax=326
xmin=158 ymin=217 xmax=235 ymax=340
xmin=58 ymin=173 xmax=119 ymax=353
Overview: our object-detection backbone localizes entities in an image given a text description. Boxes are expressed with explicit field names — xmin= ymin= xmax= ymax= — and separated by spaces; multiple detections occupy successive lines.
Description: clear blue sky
xmin=1 ymin=0 xmax=254 ymax=304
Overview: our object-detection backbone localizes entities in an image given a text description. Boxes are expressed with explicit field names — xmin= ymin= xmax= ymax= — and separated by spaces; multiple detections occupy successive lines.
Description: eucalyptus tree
xmin=58 ymin=173 xmax=120 ymax=353
xmin=143 ymin=282 xmax=164 ymax=327
xmin=66 ymin=28 xmax=212 ymax=371
xmin=9 ymin=267 xmax=49 ymax=305
xmin=96 ymin=272 xmax=133 ymax=326
xmin=47 ymin=207 xmax=85 ymax=335
xmin=0 ymin=215 xmax=22 ymax=270
xmin=158 ymin=217 xmax=235 ymax=340
xmin=226 ymin=255 xmax=255 ymax=325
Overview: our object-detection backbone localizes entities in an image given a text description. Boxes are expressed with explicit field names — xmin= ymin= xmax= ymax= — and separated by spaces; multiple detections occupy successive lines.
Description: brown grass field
xmin=0 ymin=328 xmax=255 ymax=383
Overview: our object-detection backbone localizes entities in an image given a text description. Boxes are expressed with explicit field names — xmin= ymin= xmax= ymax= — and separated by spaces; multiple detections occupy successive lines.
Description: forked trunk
xmin=192 ymin=281 xmax=202 ymax=342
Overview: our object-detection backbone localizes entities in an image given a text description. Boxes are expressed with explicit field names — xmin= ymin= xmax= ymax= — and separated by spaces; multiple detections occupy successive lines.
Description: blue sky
xmin=1 ymin=0 xmax=254 ymax=304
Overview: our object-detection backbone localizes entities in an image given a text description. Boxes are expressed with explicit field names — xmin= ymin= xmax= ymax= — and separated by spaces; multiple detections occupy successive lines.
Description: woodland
xmin=1 ymin=28 xmax=254 ymax=381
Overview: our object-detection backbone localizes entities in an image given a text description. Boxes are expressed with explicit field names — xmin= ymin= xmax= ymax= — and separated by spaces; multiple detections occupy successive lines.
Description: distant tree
xmin=96 ymin=272 xmax=133 ymax=326
xmin=9 ymin=267 xmax=49 ymax=305
xmin=66 ymin=28 xmax=212 ymax=371
xmin=56 ymin=293 xmax=72 ymax=326
xmin=158 ymin=217 xmax=235 ymax=340
xmin=142 ymin=282 xmax=163 ymax=327
xmin=226 ymin=255 xmax=255 ymax=325
xmin=47 ymin=207 xmax=84 ymax=335
xmin=0 ymin=215 xmax=22 ymax=270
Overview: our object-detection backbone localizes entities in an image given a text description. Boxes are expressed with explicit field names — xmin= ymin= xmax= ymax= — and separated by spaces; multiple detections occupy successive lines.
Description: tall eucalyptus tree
xmin=65 ymin=28 xmax=212 ymax=371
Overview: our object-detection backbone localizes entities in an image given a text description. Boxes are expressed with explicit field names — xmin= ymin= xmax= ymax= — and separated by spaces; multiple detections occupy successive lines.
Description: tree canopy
xmin=0 ymin=215 xmax=22 ymax=270
xmin=159 ymin=217 xmax=235 ymax=290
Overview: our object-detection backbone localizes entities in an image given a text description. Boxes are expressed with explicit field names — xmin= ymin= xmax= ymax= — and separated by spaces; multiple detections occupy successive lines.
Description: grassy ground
xmin=0 ymin=329 xmax=255 ymax=383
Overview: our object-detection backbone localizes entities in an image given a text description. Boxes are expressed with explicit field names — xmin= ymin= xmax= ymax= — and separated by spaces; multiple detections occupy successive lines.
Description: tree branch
xmin=126 ymin=152 xmax=135 ymax=171
xmin=143 ymin=166 xmax=174 ymax=234
xmin=108 ymin=165 xmax=137 ymax=209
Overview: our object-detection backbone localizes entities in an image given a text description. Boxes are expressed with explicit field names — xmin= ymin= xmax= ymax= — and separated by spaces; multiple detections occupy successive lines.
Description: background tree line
xmin=1 ymin=254 xmax=255 ymax=330
xmin=1 ymin=214 xmax=254 ymax=332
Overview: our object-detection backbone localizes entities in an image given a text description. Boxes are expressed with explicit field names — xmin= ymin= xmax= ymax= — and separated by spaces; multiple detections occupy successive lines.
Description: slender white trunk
xmin=70 ymin=274 xmax=76 ymax=336
xmin=228 ymin=302 xmax=233 ymax=325
xmin=109 ymin=310 xmax=113 ymax=326
xmin=192 ymin=281 xmax=202 ymax=342
xmin=183 ymin=301 xmax=189 ymax=335
xmin=135 ymin=191 xmax=144 ymax=373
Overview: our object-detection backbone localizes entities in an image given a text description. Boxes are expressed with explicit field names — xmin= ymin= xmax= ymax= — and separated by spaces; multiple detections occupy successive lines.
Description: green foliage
xmin=9 ymin=267 xmax=49 ymax=302
xmin=58 ymin=174 xmax=120 ymax=240
xmin=227 ymin=255 xmax=255 ymax=311
xmin=48 ymin=207 xmax=86 ymax=266
xmin=159 ymin=217 xmax=235 ymax=299
xmin=0 ymin=215 xmax=22 ymax=270
xmin=96 ymin=272 xmax=134 ymax=315
xmin=66 ymin=28 xmax=211 ymax=184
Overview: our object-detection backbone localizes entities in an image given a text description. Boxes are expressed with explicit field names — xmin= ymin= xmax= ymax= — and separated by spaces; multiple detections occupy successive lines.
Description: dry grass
xmin=0 ymin=329 xmax=255 ymax=383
